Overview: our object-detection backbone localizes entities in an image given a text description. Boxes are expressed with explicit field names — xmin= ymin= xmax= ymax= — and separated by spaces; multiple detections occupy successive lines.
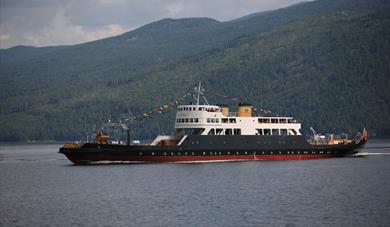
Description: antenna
xmin=197 ymin=81 xmax=201 ymax=105
xmin=195 ymin=81 xmax=209 ymax=105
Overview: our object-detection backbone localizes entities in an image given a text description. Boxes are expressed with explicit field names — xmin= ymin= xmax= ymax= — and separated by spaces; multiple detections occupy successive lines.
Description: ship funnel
xmin=237 ymin=103 xmax=252 ymax=117
xmin=218 ymin=104 xmax=229 ymax=116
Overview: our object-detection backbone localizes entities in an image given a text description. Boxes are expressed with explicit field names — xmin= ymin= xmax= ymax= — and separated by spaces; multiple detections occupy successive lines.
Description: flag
xmin=363 ymin=128 xmax=368 ymax=140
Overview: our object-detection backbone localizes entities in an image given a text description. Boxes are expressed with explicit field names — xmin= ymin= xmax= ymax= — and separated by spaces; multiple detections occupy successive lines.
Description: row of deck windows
xmin=176 ymin=118 xmax=199 ymax=123
xmin=207 ymin=128 xmax=242 ymax=135
xmin=178 ymin=107 xmax=219 ymax=112
xmin=176 ymin=117 xmax=298 ymax=124
xmin=256 ymin=128 xmax=297 ymax=135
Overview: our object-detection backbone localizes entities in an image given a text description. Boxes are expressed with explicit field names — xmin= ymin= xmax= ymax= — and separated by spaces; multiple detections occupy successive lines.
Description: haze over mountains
xmin=0 ymin=0 xmax=389 ymax=141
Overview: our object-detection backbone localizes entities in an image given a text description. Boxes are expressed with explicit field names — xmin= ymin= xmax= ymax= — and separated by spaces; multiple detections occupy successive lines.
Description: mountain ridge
xmin=0 ymin=0 xmax=389 ymax=141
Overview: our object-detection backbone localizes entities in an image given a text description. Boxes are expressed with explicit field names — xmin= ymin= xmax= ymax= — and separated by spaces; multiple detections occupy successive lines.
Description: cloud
xmin=165 ymin=2 xmax=184 ymax=17
xmin=0 ymin=0 xmax=305 ymax=49
xmin=25 ymin=24 xmax=126 ymax=47
xmin=3 ymin=6 xmax=127 ymax=48
xmin=0 ymin=34 xmax=11 ymax=41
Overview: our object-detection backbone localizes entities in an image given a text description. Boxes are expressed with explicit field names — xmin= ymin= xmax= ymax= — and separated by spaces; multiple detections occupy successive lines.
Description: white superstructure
xmin=174 ymin=104 xmax=302 ymax=136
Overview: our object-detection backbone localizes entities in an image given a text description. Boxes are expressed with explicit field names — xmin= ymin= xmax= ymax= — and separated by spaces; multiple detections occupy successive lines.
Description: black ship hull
xmin=59 ymin=135 xmax=367 ymax=164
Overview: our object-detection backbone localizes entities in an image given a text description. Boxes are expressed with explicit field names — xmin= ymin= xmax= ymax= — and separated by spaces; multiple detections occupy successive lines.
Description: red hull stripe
xmin=71 ymin=154 xmax=339 ymax=163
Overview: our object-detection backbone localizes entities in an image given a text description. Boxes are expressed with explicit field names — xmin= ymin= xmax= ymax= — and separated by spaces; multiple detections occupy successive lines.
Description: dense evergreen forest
xmin=0 ymin=0 xmax=389 ymax=142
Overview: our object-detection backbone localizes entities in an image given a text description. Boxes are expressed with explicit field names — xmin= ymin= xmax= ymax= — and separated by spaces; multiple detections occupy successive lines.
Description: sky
xmin=0 ymin=0 xmax=306 ymax=49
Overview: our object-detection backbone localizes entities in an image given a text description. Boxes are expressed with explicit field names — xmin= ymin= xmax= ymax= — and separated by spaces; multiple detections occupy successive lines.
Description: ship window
xmin=281 ymin=129 xmax=287 ymax=135
xmin=256 ymin=129 xmax=263 ymax=135
xmin=216 ymin=129 xmax=223 ymax=135
xmin=211 ymin=118 xmax=215 ymax=123
xmin=184 ymin=128 xmax=204 ymax=135
xmin=229 ymin=118 xmax=236 ymax=123
xmin=225 ymin=129 xmax=233 ymax=135
xmin=208 ymin=129 xmax=215 ymax=135
xmin=193 ymin=107 xmax=196 ymax=111
xmin=280 ymin=119 xmax=287 ymax=123
xmin=234 ymin=129 xmax=241 ymax=135
xmin=271 ymin=118 xmax=278 ymax=123
xmin=199 ymin=107 xmax=204 ymax=111
xmin=222 ymin=118 xmax=228 ymax=123
xmin=195 ymin=118 xmax=199 ymax=123
xmin=207 ymin=118 xmax=211 ymax=123
xmin=258 ymin=118 xmax=270 ymax=123
xmin=272 ymin=129 xmax=279 ymax=135
xmin=190 ymin=118 xmax=194 ymax=123
xmin=264 ymin=129 xmax=271 ymax=135
xmin=216 ymin=119 xmax=219 ymax=123
xmin=185 ymin=119 xmax=189 ymax=123
xmin=288 ymin=129 xmax=297 ymax=135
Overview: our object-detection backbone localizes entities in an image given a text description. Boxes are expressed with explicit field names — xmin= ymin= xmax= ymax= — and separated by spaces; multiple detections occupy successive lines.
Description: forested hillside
xmin=0 ymin=0 xmax=389 ymax=141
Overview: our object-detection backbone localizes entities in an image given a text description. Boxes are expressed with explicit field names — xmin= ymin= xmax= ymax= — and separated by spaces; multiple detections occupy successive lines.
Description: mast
xmin=196 ymin=81 xmax=201 ymax=106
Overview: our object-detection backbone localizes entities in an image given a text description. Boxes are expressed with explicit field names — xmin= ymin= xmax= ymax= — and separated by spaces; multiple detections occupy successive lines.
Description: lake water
xmin=1 ymin=140 xmax=389 ymax=227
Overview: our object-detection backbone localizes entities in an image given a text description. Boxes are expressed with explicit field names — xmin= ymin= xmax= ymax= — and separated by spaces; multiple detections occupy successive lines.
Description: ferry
xmin=59 ymin=83 xmax=368 ymax=164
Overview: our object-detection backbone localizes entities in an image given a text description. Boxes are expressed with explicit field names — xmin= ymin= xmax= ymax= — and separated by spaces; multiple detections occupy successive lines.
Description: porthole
xmin=236 ymin=152 xmax=239 ymax=155
xmin=139 ymin=152 xmax=143 ymax=155
xmin=171 ymin=152 xmax=174 ymax=155
xmin=210 ymin=152 xmax=212 ymax=155
xmin=245 ymin=152 xmax=248 ymax=155
xmin=185 ymin=152 xmax=188 ymax=155
xmin=164 ymin=152 xmax=167 ymax=156
xmin=227 ymin=152 xmax=230 ymax=155
xmin=262 ymin=152 xmax=265 ymax=154
xmin=178 ymin=152 xmax=181 ymax=155
xmin=203 ymin=152 xmax=206 ymax=155
xmin=270 ymin=152 xmax=273 ymax=154
xmin=192 ymin=152 xmax=195 ymax=155
xmin=152 ymin=152 xmax=155 ymax=155
xmin=219 ymin=152 xmax=222 ymax=155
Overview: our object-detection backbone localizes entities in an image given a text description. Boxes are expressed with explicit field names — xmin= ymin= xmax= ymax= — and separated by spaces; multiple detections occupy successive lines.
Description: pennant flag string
xmin=108 ymin=85 xmax=275 ymax=126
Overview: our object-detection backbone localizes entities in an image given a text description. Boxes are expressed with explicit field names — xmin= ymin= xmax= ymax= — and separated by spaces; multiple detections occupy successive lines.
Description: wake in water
xmin=354 ymin=152 xmax=390 ymax=157
xmin=355 ymin=146 xmax=390 ymax=157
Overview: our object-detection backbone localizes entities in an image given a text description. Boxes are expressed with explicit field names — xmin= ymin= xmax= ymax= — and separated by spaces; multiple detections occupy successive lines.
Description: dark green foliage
xmin=0 ymin=0 xmax=389 ymax=141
